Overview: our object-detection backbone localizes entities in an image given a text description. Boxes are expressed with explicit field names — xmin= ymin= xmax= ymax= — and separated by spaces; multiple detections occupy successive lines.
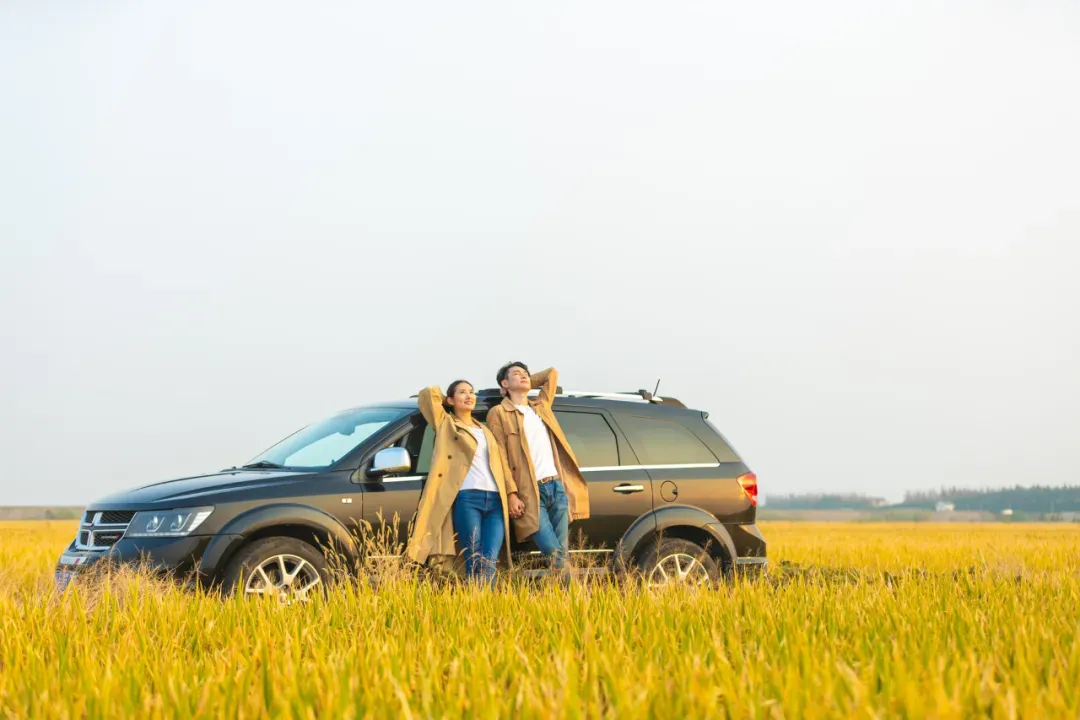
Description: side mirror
xmin=367 ymin=447 xmax=411 ymax=479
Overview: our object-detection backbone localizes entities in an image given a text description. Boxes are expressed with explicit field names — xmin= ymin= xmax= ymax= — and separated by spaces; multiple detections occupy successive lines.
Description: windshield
xmin=247 ymin=406 xmax=410 ymax=470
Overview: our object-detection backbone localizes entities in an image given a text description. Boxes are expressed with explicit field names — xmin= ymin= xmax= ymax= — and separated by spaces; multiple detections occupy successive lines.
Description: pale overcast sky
xmin=1 ymin=0 xmax=1078 ymax=506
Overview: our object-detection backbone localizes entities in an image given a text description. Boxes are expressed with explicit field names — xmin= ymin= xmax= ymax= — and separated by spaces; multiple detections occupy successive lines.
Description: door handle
xmin=613 ymin=484 xmax=645 ymax=494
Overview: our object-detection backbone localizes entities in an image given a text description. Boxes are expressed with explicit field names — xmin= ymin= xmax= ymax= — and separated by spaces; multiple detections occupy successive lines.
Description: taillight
xmin=737 ymin=472 xmax=758 ymax=506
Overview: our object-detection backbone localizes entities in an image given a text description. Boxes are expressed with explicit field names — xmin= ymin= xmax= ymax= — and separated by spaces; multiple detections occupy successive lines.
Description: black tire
xmin=635 ymin=537 xmax=720 ymax=587
xmin=220 ymin=537 xmax=329 ymax=600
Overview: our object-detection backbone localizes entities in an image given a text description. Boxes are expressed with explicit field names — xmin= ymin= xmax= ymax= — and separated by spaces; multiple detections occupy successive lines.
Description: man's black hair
xmin=496 ymin=361 xmax=530 ymax=388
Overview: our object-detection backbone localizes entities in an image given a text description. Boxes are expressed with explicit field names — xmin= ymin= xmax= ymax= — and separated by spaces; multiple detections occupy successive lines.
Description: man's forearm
xmin=530 ymin=368 xmax=554 ymax=389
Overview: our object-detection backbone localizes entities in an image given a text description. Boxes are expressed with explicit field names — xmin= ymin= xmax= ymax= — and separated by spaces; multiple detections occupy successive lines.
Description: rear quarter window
xmin=614 ymin=415 xmax=718 ymax=466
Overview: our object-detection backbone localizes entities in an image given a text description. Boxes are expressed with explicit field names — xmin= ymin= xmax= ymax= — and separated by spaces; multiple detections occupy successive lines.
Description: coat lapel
xmin=451 ymin=416 xmax=480 ymax=448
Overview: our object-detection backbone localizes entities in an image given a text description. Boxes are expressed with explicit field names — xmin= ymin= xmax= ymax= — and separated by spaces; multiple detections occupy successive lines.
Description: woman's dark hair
xmin=443 ymin=380 xmax=473 ymax=412
xmin=496 ymin=361 xmax=529 ymax=387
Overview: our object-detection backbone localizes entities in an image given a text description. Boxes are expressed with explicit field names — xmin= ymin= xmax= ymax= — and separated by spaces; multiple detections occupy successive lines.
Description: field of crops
xmin=2 ymin=521 xmax=1078 ymax=719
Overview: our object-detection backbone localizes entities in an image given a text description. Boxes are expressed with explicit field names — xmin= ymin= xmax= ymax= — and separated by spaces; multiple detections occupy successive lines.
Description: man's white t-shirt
xmin=459 ymin=426 xmax=499 ymax=492
xmin=515 ymin=404 xmax=559 ymax=480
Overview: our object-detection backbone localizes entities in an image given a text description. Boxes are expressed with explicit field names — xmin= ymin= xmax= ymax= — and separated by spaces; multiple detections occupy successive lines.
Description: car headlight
xmin=126 ymin=507 xmax=215 ymax=538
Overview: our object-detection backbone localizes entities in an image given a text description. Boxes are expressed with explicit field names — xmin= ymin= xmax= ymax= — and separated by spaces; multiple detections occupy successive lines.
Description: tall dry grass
xmin=2 ymin=520 xmax=1078 ymax=718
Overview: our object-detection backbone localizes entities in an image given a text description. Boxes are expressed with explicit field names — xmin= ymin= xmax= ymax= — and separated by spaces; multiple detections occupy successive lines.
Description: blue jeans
xmin=530 ymin=478 xmax=569 ymax=570
xmin=452 ymin=490 xmax=505 ymax=584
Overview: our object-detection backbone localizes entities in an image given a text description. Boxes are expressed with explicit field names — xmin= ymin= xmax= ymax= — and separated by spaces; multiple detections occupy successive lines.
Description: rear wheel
xmin=221 ymin=537 xmax=328 ymax=602
xmin=635 ymin=537 xmax=719 ymax=587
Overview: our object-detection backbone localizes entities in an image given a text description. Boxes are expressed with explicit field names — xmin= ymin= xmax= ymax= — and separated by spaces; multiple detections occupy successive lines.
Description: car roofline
xmin=343 ymin=395 xmax=703 ymax=416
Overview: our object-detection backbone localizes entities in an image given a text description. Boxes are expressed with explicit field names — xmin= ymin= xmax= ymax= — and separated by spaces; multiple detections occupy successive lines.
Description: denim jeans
xmin=529 ymin=478 xmax=569 ymax=570
xmin=452 ymin=489 xmax=505 ymax=584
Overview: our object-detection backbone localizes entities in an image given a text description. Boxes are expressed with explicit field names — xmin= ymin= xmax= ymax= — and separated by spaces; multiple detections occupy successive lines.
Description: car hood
xmin=90 ymin=469 xmax=315 ymax=507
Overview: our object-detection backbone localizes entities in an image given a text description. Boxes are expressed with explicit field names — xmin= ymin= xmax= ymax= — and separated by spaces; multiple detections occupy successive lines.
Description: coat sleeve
xmin=417 ymin=386 xmax=447 ymax=429
xmin=486 ymin=410 xmax=518 ymax=494
xmin=531 ymin=367 xmax=559 ymax=408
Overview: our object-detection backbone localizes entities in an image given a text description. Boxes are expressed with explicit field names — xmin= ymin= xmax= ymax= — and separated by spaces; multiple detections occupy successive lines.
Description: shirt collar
xmin=501 ymin=396 xmax=540 ymax=413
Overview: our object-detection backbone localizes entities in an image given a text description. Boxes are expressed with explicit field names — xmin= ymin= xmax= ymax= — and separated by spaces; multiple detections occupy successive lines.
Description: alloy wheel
xmin=648 ymin=552 xmax=712 ymax=587
xmin=243 ymin=553 xmax=323 ymax=602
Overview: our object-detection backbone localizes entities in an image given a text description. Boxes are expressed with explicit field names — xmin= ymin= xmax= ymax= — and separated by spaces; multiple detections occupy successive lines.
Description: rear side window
xmin=554 ymin=411 xmax=619 ymax=468
xmin=615 ymin=415 xmax=718 ymax=466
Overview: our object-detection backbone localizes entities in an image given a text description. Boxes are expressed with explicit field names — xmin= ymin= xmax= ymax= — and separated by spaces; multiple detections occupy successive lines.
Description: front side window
xmin=554 ymin=411 xmax=619 ymax=468
xmin=614 ymin=415 xmax=718 ymax=466
xmin=249 ymin=407 xmax=409 ymax=470
xmin=401 ymin=425 xmax=436 ymax=474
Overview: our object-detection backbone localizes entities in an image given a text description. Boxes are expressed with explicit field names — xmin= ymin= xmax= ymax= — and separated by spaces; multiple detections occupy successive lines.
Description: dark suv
xmin=55 ymin=388 xmax=766 ymax=596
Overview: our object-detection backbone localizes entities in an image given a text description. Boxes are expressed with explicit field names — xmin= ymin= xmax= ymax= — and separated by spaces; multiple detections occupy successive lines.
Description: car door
xmin=609 ymin=413 xmax=726 ymax=519
xmin=553 ymin=407 xmax=653 ymax=554
xmin=356 ymin=420 xmax=433 ymax=557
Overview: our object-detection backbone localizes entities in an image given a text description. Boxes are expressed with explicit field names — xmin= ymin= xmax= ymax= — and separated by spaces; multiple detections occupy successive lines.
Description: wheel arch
xmin=615 ymin=505 xmax=736 ymax=571
xmin=200 ymin=504 xmax=359 ymax=581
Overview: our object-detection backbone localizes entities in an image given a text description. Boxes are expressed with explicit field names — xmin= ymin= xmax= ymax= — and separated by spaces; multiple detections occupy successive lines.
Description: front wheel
xmin=221 ymin=537 xmax=328 ymax=602
xmin=635 ymin=537 xmax=719 ymax=587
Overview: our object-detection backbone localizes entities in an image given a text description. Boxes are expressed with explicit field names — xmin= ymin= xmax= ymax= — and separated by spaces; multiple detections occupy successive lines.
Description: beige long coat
xmin=485 ymin=368 xmax=590 ymax=543
xmin=405 ymin=386 xmax=515 ymax=569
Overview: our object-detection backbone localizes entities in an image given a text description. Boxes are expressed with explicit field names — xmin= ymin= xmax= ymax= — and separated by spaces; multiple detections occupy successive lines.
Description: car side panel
xmin=572 ymin=467 xmax=653 ymax=550
xmin=357 ymin=476 xmax=423 ymax=555
xmin=646 ymin=463 xmax=755 ymax=524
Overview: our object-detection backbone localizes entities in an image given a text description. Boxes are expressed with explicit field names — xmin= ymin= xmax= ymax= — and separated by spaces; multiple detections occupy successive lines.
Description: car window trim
xmin=580 ymin=462 xmax=720 ymax=473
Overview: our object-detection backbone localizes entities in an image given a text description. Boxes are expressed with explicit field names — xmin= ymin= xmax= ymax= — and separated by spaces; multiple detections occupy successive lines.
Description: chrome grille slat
xmin=74 ymin=510 xmax=134 ymax=551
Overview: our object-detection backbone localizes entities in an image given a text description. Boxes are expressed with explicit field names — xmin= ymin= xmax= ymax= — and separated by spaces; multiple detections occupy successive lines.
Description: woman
xmin=405 ymin=380 xmax=522 ymax=583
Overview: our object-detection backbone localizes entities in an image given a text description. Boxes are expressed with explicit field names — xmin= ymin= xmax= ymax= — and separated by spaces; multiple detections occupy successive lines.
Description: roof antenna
xmin=639 ymin=379 xmax=663 ymax=403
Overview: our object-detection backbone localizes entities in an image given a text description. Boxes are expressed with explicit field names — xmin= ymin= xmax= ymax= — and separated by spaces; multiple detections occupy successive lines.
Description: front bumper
xmin=55 ymin=534 xmax=241 ymax=583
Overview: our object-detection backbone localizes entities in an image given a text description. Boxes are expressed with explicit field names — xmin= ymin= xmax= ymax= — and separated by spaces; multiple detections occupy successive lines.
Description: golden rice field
xmin=2 ymin=521 xmax=1079 ymax=719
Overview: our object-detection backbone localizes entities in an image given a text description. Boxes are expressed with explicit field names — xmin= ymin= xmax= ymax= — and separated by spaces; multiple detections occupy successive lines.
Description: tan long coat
xmin=405 ymin=386 xmax=514 ymax=569
xmin=485 ymin=368 xmax=590 ymax=543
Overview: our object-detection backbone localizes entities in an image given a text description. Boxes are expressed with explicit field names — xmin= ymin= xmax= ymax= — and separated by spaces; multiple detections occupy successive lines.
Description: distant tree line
xmin=763 ymin=493 xmax=888 ymax=510
xmin=900 ymin=485 xmax=1080 ymax=514
xmin=764 ymin=486 xmax=1080 ymax=515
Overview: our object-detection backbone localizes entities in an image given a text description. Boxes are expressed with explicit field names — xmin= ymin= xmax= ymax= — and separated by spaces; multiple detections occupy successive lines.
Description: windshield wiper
xmin=242 ymin=461 xmax=286 ymax=469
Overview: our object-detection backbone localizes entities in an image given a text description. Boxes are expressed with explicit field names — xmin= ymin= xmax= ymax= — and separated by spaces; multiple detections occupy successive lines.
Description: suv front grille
xmin=93 ymin=532 xmax=124 ymax=547
xmin=74 ymin=511 xmax=134 ymax=551
xmin=99 ymin=511 xmax=135 ymax=525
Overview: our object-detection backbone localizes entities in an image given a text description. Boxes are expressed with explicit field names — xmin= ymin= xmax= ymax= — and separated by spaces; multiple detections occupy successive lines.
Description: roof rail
xmin=563 ymin=389 xmax=687 ymax=408
xmin=562 ymin=390 xmax=651 ymax=402
xmin=475 ymin=388 xmax=554 ymax=398
xmin=471 ymin=387 xmax=686 ymax=407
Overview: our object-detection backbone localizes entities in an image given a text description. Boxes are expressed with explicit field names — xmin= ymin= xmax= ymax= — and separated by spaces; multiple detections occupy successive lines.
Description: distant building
xmin=1001 ymin=508 xmax=1014 ymax=516
xmin=935 ymin=502 xmax=955 ymax=512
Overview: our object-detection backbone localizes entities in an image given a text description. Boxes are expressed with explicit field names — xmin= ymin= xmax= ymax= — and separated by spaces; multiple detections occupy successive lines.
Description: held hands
xmin=507 ymin=492 xmax=525 ymax=519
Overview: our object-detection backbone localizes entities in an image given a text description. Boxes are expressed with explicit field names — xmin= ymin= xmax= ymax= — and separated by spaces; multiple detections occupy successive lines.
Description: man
xmin=486 ymin=362 xmax=590 ymax=571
